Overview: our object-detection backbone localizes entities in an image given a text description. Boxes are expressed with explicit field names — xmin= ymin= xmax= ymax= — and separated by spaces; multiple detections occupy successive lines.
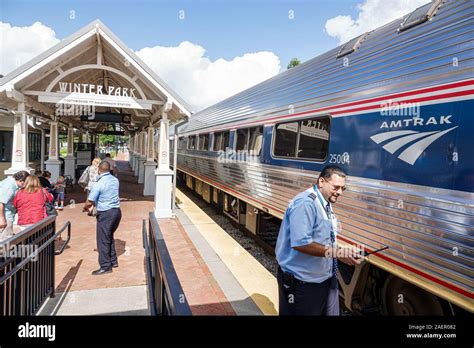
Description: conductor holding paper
xmin=275 ymin=165 xmax=363 ymax=315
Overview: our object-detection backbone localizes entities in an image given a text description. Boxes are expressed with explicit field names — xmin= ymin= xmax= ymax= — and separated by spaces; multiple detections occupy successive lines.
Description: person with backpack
xmin=79 ymin=158 xmax=101 ymax=215
xmin=38 ymin=170 xmax=58 ymax=206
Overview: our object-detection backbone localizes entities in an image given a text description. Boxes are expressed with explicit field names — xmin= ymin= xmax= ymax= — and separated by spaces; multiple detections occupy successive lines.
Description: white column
xmin=5 ymin=102 xmax=34 ymax=175
xmin=63 ymin=124 xmax=76 ymax=183
xmin=138 ymin=130 xmax=146 ymax=184
xmin=144 ymin=126 xmax=157 ymax=196
xmin=154 ymin=111 xmax=173 ymax=218
xmin=172 ymin=134 xmax=178 ymax=213
xmin=45 ymin=120 xmax=61 ymax=181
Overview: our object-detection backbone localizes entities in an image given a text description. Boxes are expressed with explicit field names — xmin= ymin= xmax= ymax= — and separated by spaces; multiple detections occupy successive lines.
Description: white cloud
xmin=325 ymin=0 xmax=429 ymax=44
xmin=0 ymin=21 xmax=60 ymax=76
xmin=136 ymin=42 xmax=280 ymax=112
xmin=0 ymin=21 xmax=281 ymax=112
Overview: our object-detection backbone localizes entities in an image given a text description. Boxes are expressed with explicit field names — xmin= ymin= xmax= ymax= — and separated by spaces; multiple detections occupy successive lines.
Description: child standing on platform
xmin=55 ymin=176 xmax=66 ymax=210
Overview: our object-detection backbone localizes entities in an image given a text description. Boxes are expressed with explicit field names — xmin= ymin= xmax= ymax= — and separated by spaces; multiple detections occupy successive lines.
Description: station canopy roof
xmin=0 ymin=19 xmax=193 ymax=134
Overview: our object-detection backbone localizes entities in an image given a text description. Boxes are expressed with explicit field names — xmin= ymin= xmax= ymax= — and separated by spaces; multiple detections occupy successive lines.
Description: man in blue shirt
xmin=0 ymin=171 xmax=29 ymax=241
xmin=275 ymin=165 xmax=363 ymax=315
xmin=84 ymin=161 xmax=121 ymax=275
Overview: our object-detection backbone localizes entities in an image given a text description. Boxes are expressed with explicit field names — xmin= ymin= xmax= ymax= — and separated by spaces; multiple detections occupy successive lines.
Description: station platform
xmin=38 ymin=156 xmax=152 ymax=315
xmin=37 ymin=155 xmax=278 ymax=316
xmin=161 ymin=190 xmax=278 ymax=315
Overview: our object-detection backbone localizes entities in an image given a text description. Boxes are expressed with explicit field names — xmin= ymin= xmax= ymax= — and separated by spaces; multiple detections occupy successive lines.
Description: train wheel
xmin=382 ymin=275 xmax=444 ymax=315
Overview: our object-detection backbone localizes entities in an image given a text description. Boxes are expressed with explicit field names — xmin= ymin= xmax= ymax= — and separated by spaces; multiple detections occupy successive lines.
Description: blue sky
xmin=1 ymin=0 xmax=360 ymax=67
xmin=1 ymin=0 xmax=426 ymax=110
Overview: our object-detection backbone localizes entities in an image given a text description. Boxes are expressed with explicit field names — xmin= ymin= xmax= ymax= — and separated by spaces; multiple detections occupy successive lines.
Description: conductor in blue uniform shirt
xmin=84 ymin=161 xmax=122 ymax=275
xmin=275 ymin=165 xmax=363 ymax=315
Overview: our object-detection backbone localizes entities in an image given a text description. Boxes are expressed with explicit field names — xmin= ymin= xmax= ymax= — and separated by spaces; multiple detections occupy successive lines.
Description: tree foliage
xmin=287 ymin=58 xmax=301 ymax=69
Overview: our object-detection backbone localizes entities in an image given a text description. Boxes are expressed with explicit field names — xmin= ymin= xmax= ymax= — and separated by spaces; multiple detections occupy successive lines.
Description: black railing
xmin=143 ymin=212 xmax=191 ymax=315
xmin=0 ymin=216 xmax=71 ymax=316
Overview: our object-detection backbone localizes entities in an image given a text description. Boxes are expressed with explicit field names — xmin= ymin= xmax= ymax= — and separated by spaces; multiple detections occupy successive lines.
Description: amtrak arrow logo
xmin=370 ymin=126 xmax=458 ymax=165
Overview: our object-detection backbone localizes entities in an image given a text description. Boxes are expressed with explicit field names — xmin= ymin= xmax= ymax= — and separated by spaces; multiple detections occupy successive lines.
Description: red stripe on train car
xmin=187 ymin=80 xmax=474 ymax=133
xmin=331 ymin=89 xmax=474 ymax=116
xmin=337 ymin=235 xmax=473 ymax=299
xmin=313 ymin=79 xmax=474 ymax=113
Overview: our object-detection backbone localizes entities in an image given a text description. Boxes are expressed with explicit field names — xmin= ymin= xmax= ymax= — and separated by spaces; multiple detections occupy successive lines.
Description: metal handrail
xmin=143 ymin=212 xmax=192 ymax=315
xmin=142 ymin=219 xmax=157 ymax=316
xmin=54 ymin=221 xmax=72 ymax=255
xmin=0 ymin=220 xmax=71 ymax=286
xmin=0 ymin=216 xmax=72 ymax=315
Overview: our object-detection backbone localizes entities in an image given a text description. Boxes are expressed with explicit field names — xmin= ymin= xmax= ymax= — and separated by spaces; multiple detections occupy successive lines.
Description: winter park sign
xmin=57 ymin=81 xmax=138 ymax=97
xmin=37 ymin=80 xmax=154 ymax=110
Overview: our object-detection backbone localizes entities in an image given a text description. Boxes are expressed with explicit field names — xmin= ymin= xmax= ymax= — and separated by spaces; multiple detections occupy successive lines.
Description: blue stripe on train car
xmin=262 ymin=99 xmax=474 ymax=193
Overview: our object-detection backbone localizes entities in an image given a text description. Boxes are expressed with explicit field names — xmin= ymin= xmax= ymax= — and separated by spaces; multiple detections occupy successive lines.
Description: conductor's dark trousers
xmin=277 ymin=266 xmax=339 ymax=315
xmin=96 ymin=208 xmax=122 ymax=270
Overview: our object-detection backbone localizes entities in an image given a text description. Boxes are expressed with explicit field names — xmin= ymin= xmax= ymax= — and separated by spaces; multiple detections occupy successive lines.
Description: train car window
xmin=198 ymin=134 xmax=209 ymax=151
xmin=187 ymin=135 xmax=197 ymax=150
xmin=236 ymin=129 xmax=249 ymax=151
xmin=297 ymin=117 xmax=330 ymax=160
xmin=249 ymin=126 xmax=263 ymax=156
xmin=222 ymin=131 xmax=230 ymax=151
xmin=274 ymin=122 xmax=298 ymax=157
xmin=178 ymin=137 xmax=187 ymax=150
xmin=213 ymin=133 xmax=222 ymax=151
xmin=212 ymin=131 xmax=230 ymax=151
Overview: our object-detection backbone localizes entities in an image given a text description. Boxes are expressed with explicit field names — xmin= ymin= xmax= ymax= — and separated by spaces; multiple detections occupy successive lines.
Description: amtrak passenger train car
xmin=171 ymin=0 xmax=473 ymax=315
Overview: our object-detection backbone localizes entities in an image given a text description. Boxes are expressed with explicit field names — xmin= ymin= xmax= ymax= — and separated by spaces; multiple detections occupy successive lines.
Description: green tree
xmin=99 ymin=134 xmax=115 ymax=145
xmin=287 ymin=58 xmax=301 ymax=69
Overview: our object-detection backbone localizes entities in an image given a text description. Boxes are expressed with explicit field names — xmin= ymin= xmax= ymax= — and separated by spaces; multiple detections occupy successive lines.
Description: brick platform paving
xmin=158 ymin=218 xmax=236 ymax=315
xmin=54 ymin=158 xmax=153 ymax=293
xmin=48 ymin=152 xmax=236 ymax=315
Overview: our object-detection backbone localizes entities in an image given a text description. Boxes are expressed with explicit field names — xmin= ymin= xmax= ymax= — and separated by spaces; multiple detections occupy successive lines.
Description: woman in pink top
xmin=13 ymin=175 xmax=53 ymax=231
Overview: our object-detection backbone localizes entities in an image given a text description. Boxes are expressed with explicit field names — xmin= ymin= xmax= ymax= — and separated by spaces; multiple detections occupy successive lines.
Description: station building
xmin=0 ymin=19 xmax=192 ymax=218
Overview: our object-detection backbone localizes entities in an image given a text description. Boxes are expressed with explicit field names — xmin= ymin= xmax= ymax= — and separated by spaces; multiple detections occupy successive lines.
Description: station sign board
xmin=80 ymin=112 xmax=131 ymax=124
xmin=38 ymin=81 xmax=153 ymax=110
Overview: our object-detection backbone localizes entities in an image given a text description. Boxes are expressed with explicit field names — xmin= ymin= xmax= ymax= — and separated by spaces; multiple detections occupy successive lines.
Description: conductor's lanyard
xmin=313 ymin=186 xmax=338 ymax=245
xmin=314 ymin=185 xmax=338 ymax=277
xmin=313 ymin=185 xmax=333 ymax=221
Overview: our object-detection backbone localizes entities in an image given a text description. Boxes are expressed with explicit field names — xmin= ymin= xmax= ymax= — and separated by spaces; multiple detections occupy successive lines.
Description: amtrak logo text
xmin=371 ymin=115 xmax=457 ymax=165
xmin=379 ymin=115 xmax=451 ymax=129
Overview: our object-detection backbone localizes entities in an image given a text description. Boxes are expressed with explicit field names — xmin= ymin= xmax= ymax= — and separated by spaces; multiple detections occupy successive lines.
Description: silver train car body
xmin=171 ymin=0 xmax=473 ymax=313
